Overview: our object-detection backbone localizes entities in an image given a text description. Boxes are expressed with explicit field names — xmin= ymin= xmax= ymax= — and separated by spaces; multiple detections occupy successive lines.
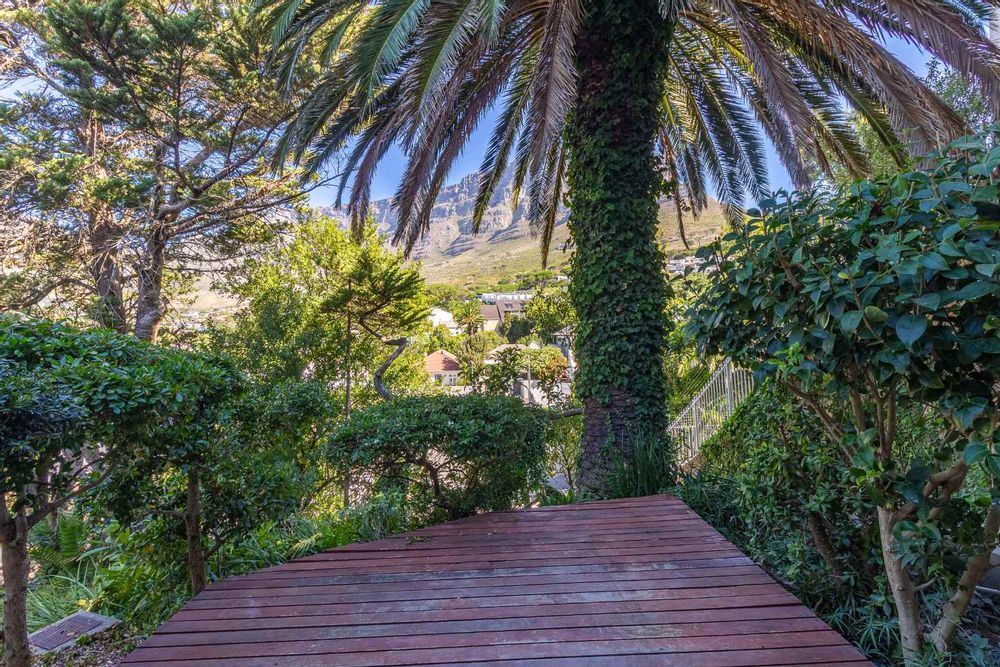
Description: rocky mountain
xmin=321 ymin=170 xmax=558 ymax=258
xmin=320 ymin=171 xmax=726 ymax=286
xmin=184 ymin=172 xmax=728 ymax=317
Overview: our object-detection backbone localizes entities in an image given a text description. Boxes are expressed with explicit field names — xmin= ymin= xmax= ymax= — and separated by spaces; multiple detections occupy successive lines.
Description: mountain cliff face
xmin=320 ymin=172 xmax=725 ymax=285
xmin=322 ymin=171 xmax=562 ymax=262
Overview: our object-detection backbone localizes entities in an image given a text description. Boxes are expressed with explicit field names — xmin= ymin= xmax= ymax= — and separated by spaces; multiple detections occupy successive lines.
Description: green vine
xmin=565 ymin=0 xmax=674 ymax=486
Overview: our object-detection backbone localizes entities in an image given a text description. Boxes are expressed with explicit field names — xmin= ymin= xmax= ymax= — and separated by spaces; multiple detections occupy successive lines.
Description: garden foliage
xmin=0 ymin=316 xmax=232 ymax=664
xmin=329 ymin=395 xmax=549 ymax=521
xmin=689 ymin=130 xmax=1000 ymax=663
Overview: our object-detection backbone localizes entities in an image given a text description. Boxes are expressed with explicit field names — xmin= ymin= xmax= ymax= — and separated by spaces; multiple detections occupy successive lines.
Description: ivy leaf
xmin=986 ymin=454 xmax=1000 ymax=479
xmin=919 ymin=253 xmax=949 ymax=271
xmin=853 ymin=446 xmax=875 ymax=470
xmin=864 ymin=306 xmax=888 ymax=324
xmin=895 ymin=314 xmax=927 ymax=346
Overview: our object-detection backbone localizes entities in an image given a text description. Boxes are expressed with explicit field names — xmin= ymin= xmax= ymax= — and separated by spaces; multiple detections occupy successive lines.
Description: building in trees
xmin=424 ymin=350 xmax=462 ymax=387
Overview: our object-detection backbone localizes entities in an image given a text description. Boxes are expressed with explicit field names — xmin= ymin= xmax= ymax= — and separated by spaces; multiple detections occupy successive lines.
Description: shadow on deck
xmin=121 ymin=494 xmax=872 ymax=666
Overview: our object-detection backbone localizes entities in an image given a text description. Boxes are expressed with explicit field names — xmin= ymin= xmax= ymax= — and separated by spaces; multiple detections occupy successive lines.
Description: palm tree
xmin=453 ymin=300 xmax=485 ymax=335
xmin=261 ymin=0 xmax=1000 ymax=497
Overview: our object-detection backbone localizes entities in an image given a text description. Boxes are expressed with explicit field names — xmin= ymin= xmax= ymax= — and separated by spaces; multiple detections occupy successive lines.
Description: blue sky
xmin=309 ymin=39 xmax=934 ymax=208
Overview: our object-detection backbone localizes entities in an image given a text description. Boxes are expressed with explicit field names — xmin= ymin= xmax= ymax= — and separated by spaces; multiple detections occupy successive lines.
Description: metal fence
xmin=668 ymin=358 xmax=754 ymax=467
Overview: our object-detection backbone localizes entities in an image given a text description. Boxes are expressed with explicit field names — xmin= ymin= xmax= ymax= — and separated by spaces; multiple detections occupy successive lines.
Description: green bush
xmin=606 ymin=432 xmax=676 ymax=499
xmin=688 ymin=130 xmax=1000 ymax=664
xmin=329 ymin=395 xmax=549 ymax=521
xmin=676 ymin=382 xmax=997 ymax=665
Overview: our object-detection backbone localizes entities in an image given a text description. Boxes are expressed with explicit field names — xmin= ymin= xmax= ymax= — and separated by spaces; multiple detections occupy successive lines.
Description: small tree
xmin=329 ymin=395 xmax=549 ymax=522
xmin=221 ymin=214 xmax=429 ymax=406
xmin=0 ymin=317 xmax=231 ymax=666
xmin=94 ymin=377 xmax=332 ymax=594
xmin=690 ymin=131 xmax=1000 ymax=663
xmin=453 ymin=300 xmax=485 ymax=335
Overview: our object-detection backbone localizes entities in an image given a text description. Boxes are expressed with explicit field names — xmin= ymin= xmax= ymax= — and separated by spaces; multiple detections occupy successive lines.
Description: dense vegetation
xmin=688 ymin=131 xmax=1000 ymax=664
xmin=3 ymin=0 xmax=1000 ymax=664
xmin=262 ymin=0 xmax=1000 ymax=498
xmin=676 ymin=383 xmax=999 ymax=665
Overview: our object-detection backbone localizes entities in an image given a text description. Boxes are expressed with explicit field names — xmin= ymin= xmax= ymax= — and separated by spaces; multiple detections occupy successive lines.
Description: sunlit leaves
xmin=690 ymin=128 xmax=1000 ymax=469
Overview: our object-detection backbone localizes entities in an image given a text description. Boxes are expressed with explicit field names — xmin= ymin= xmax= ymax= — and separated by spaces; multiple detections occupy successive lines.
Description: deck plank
xmin=121 ymin=495 xmax=872 ymax=666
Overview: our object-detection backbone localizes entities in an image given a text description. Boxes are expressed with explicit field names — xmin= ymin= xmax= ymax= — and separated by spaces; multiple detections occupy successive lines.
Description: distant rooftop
xmin=478 ymin=291 xmax=534 ymax=304
xmin=424 ymin=349 xmax=461 ymax=373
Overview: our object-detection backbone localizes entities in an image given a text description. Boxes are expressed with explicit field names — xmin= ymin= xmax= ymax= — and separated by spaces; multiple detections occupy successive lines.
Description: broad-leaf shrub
xmin=689 ymin=130 xmax=1000 ymax=663
xmin=90 ymin=377 xmax=334 ymax=594
xmin=680 ymin=383 xmax=998 ymax=664
xmin=0 ymin=316 xmax=231 ymax=664
xmin=329 ymin=395 xmax=549 ymax=521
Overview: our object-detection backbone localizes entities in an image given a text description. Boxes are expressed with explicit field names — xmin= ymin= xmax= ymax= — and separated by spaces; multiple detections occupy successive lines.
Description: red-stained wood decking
xmin=121 ymin=495 xmax=873 ymax=666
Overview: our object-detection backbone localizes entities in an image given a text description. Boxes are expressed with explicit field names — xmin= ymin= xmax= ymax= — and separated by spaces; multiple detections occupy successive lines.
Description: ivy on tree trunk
xmin=566 ymin=0 xmax=673 ymax=495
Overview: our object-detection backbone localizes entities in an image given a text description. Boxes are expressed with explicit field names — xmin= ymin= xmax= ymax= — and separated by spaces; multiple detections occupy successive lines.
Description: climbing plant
xmin=566 ymin=0 xmax=674 ymax=494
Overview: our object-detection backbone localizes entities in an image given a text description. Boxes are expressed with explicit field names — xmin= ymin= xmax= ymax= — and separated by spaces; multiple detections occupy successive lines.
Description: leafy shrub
xmin=329 ymin=395 xmax=549 ymax=520
xmin=678 ymin=383 xmax=997 ymax=665
xmin=89 ymin=375 xmax=333 ymax=595
xmin=1 ymin=317 xmax=234 ymax=661
xmin=689 ymin=130 xmax=1000 ymax=663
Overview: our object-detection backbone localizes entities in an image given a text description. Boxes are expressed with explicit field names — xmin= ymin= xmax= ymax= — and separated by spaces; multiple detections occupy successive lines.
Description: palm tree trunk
xmin=567 ymin=0 xmax=673 ymax=496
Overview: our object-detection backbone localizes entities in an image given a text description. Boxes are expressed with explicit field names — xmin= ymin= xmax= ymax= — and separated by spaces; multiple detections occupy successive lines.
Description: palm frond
xmin=269 ymin=0 xmax=1000 ymax=261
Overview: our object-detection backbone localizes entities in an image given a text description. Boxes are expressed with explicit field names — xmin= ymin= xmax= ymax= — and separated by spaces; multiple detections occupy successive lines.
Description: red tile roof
xmin=424 ymin=349 xmax=461 ymax=373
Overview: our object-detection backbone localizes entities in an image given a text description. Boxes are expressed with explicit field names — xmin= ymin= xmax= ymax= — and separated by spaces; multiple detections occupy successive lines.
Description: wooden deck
xmin=121 ymin=495 xmax=872 ymax=666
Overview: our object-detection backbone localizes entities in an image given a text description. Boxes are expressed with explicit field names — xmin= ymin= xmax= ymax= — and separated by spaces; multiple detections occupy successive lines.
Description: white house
xmin=478 ymin=291 xmax=534 ymax=304
xmin=428 ymin=307 xmax=461 ymax=335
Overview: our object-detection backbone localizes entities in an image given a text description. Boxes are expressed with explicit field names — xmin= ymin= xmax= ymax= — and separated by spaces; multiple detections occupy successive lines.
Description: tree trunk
xmin=184 ymin=467 xmax=208 ymax=595
xmin=877 ymin=506 xmax=923 ymax=665
xmin=930 ymin=505 xmax=1000 ymax=653
xmin=2 ymin=510 xmax=32 ymax=667
xmin=566 ymin=0 xmax=673 ymax=496
xmin=807 ymin=511 xmax=844 ymax=584
xmin=134 ymin=226 xmax=167 ymax=342
xmin=343 ymin=307 xmax=352 ymax=509
xmin=80 ymin=112 xmax=128 ymax=334
xmin=88 ymin=211 xmax=127 ymax=333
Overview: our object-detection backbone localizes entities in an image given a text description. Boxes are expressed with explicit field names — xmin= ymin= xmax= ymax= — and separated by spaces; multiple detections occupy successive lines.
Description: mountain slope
xmin=321 ymin=172 xmax=728 ymax=286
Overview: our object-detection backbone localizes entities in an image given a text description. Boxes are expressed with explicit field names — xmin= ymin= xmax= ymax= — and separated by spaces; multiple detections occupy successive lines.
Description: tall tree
xmin=263 ymin=0 xmax=1000 ymax=493
xmin=217 ymin=213 xmax=430 ymax=407
xmin=0 ymin=0 xmax=324 ymax=340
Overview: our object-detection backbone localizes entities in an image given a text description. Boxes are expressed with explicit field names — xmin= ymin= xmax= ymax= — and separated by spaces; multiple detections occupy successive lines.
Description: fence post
xmin=724 ymin=360 xmax=734 ymax=417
